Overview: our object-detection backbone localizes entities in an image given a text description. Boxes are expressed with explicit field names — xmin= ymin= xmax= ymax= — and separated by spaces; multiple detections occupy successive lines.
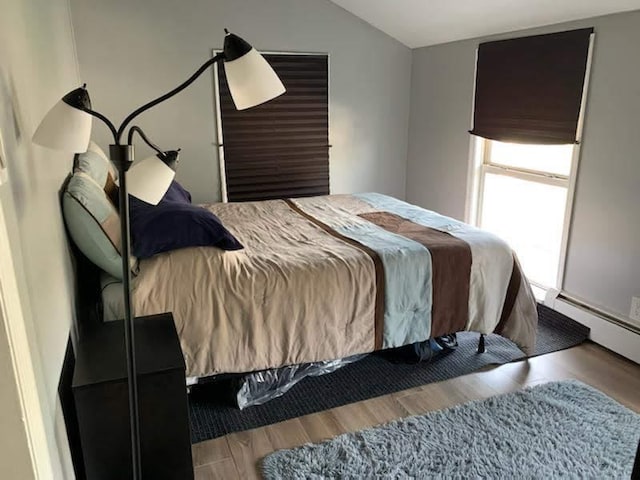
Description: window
xmin=467 ymin=28 xmax=594 ymax=292
xmin=216 ymin=53 xmax=329 ymax=202
xmin=475 ymin=140 xmax=574 ymax=289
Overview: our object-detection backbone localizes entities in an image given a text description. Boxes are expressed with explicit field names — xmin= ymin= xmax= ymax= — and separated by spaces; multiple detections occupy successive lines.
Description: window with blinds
xmin=217 ymin=53 xmax=329 ymax=202
xmin=468 ymin=28 xmax=594 ymax=291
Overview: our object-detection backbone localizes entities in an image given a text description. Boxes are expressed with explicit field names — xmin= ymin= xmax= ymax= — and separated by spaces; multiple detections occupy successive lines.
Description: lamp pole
xmin=82 ymin=49 xmax=280 ymax=480
xmin=78 ymin=49 xmax=232 ymax=479
xmin=86 ymin=54 xmax=225 ymax=477
xmin=110 ymin=144 xmax=141 ymax=478
xmin=34 ymin=30 xmax=285 ymax=479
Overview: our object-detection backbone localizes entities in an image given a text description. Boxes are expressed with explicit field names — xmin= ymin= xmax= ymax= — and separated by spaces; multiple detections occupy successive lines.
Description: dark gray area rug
xmin=262 ymin=381 xmax=640 ymax=479
xmin=189 ymin=304 xmax=589 ymax=443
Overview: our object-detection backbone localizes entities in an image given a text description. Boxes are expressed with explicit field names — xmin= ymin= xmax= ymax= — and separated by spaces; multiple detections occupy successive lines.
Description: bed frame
xmin=64 ymin=167 xmax=489 ymax=397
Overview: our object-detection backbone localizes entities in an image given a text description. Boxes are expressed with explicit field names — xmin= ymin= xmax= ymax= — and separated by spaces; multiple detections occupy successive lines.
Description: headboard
xmin=59 ymin=173 xmax=103 ymax=334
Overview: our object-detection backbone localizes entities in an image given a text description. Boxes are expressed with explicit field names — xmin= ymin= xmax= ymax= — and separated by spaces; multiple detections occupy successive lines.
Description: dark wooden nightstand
xmin=72 ymin=313 xmax=194 ymax=480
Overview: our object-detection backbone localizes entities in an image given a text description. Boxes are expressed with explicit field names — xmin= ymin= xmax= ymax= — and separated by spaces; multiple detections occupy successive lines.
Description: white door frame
xmin=0 ymin=199 xmax=55 ymax=479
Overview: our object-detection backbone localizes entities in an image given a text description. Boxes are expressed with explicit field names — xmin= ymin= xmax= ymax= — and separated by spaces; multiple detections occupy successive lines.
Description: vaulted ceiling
xmin=329 ymin=0 xmax=640 ymax=48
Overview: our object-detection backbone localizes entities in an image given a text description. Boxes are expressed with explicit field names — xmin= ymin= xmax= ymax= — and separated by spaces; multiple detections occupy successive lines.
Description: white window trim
xmin=465 ymin=33 xmax=595 ymax=291
xmin=556 ymin=33 xmax=595 ymax=289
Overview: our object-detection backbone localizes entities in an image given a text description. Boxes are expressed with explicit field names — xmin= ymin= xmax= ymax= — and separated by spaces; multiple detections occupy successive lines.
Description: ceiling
xmin=329 ymin=0 xmax=640 ymax=48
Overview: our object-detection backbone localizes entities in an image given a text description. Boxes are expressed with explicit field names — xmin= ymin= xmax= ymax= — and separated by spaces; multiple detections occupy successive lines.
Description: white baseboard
xmin=544 ymin=290 xmax=640 ymax=364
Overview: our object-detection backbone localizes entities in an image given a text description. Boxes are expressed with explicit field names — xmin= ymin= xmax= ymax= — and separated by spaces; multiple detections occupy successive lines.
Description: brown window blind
xmin=470 ymin=28 xmax=593 ymax=145
xmin=218 ymin=54 xmax=329 ymax=201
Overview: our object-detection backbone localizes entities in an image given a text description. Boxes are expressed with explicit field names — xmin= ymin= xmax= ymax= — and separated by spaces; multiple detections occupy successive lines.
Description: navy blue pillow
xmin=161 ymin=180 xmax=192 ymax=204
xmin=126 ymin=181 xmax=243 ymax=259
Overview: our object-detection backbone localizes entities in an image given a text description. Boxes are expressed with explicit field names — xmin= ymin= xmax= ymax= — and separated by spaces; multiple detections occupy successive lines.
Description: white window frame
xmin=465 ymin=34 xmax=595 ymax=292
xmin=473 ymin=139 xmax=574 ymax=291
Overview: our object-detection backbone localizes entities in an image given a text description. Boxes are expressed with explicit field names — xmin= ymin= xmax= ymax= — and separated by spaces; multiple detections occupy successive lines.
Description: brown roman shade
xmin=470 ymin=28 xmax=593 ymax=144
xmin=218 ymin=54 xmax=329 ymax=201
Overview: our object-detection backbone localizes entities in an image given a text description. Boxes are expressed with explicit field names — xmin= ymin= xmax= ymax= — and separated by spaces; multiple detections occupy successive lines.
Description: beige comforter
xmin=115 ymin=194 xmax=537 ymax=378
xmin=131 ymin=199 xmax=377 ymax=377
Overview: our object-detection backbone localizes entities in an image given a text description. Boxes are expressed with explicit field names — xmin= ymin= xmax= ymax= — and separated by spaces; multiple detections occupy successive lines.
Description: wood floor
xmin=191 ymin=342 xmax=640 ymax=479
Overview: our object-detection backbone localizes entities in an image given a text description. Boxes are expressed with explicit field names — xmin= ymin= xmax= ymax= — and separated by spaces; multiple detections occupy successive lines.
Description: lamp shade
xmin=223 ymin=33 xmax=285 ymax=110
xmin=33 ymin=87 xmax=93 ymax=153
xmin=127 ymin=151 xmax=179 ymax=205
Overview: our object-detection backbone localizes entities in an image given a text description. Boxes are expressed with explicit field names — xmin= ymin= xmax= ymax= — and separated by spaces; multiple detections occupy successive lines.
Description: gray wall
xmin=69 ymin=0 xmax=412 ymax=203
xmin=0 ymin=0 xmax=79 ymax=476
xmin=407 ymin=10 xmax=640 ymax=318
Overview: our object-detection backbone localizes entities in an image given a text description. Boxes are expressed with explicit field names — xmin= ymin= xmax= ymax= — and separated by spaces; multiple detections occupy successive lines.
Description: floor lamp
xmin=33 ymin=30 xmax=285 ymax=479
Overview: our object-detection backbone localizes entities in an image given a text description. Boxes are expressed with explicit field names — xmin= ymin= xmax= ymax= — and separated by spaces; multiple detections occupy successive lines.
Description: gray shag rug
xmin=262 ymin=381 xmax=640 ymax=479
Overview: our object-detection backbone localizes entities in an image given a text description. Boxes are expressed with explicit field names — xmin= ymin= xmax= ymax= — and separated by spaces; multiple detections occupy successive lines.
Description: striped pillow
xmin=74 ymin=141 xmax=118 ymax=201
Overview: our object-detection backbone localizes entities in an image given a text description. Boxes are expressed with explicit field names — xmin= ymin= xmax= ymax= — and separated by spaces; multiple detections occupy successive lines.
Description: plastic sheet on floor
xmin=236 ymin=354 xmax=366 ymax=410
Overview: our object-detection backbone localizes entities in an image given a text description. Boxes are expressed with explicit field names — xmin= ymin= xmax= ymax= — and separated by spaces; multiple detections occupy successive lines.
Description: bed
xmin=101 ymin=192 xmax=538 ymax=380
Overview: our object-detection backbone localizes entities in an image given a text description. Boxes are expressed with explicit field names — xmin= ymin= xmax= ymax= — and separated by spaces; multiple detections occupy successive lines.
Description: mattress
xmin=102 ymin=193 xmax=538 ymax=378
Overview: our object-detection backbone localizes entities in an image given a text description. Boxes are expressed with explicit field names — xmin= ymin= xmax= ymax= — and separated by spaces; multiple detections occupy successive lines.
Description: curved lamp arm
xmin=127 ymin=126 xmax=166 ymax=157
xmin=85 ymin=107 xmax=118 ymax=142
xmin=34 ymin=29 xmax=284 ymax=153
xmin=116 ymin=53 xmax=225 ymax=143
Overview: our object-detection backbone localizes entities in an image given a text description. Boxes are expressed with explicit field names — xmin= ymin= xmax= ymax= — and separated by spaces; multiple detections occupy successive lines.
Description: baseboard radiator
xmin=544 ymin=289 xmax=640 ymax=364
